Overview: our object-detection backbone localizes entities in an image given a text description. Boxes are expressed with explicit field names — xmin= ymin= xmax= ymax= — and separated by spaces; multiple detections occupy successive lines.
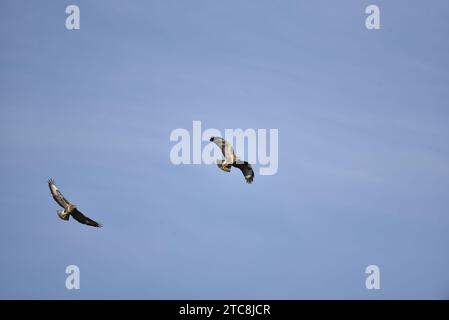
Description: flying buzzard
xmin=209 ymin=137 xmax=254 ymax=184
xmin=48 ymin=179 xmax=102 ymax=227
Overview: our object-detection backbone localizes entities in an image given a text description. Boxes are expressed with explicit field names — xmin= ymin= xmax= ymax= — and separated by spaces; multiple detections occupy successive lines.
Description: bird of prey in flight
xmin=48 ymin=179 xmax=102 ymax=227
xmin=209 ymin=137 xmax=254 ymax=184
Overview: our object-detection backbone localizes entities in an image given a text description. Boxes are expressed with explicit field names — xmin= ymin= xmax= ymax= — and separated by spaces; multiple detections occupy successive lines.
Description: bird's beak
xmin=209 ymin=137 xmax=214 ymax=142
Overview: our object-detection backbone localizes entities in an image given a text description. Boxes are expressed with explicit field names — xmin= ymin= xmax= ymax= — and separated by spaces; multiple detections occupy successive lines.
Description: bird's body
xmin=48 ymin=179 xmax=101 ymax=227
xmin=209 ymin=137 xmax=254 ymax=184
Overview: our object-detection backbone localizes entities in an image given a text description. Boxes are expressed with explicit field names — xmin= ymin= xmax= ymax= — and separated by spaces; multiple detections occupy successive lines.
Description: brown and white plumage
xmin=209 ymin=137 xmax=254 ymax=184
xmin=48 ymin=179 xmax=102 ymax=227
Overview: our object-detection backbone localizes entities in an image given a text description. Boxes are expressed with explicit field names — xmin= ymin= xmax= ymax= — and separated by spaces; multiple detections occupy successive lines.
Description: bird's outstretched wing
xmin=48 ymin=179 xmax=72 ymax=209
xmin=233 ymin=161 xmax=254 ymax=184
xmin=71 ymin=208 xmax=102 ymax=228
xmin=210 ymin=137 xmax=236 ymax=162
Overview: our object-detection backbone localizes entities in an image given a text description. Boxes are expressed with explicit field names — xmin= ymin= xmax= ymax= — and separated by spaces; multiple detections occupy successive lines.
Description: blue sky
xmin=1 ymin=0 xmax=448 ymax=299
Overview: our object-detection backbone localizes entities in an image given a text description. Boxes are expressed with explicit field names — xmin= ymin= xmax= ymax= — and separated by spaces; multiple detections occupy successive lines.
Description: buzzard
xmin=48 ymin=179 xmax=102 ymax=227
xmin=209 ymin=137 xmax=254 ymax=184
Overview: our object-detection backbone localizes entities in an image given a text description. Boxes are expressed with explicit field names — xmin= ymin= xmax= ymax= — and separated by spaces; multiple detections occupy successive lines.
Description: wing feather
xmin=71 ymin=208 xmax=102 ymax=228
xmin=48 ymin=179 xmax=72 ymax=209
xmin=233 ymin=161 xmax=254 ymax=184
xmin=211 ymin=137 xmax=236 ymax=162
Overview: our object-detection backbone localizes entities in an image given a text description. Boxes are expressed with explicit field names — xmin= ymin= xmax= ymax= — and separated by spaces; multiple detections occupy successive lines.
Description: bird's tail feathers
xmin=57 ymin=210 xmax=70 ymax=221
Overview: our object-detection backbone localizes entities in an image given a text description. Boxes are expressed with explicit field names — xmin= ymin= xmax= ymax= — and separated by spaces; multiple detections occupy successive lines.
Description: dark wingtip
xmin=246 ymin=171 xmax=254 ymax=184
xmin=93 ymin=221 xmax=102 ymax=228
xmin=87 ymin=222 xmax=102 ymax=228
